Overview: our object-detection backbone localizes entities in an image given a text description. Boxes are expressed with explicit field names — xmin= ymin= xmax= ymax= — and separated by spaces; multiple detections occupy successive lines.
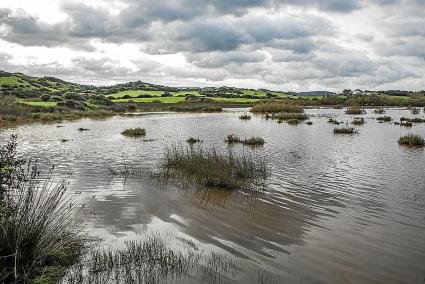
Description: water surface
xmin=1 ymin=108 xmax=425 ymax=283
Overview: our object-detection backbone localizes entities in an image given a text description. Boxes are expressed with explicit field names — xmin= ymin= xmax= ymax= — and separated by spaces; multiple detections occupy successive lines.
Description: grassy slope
xmin=112 ymin=97 xmax=186 ymax=103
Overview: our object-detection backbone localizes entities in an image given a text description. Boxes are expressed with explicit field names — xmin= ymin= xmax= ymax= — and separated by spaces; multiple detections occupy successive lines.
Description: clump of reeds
xmin=400 ymin=117 xmax=425 ymax=123
xmin=333 ymin=127 xmax=358 ymax=134
xmin=306 ymin=121 xmax=313 ymax=125
xmin=239 ymin=114 xmax=251 ymax=120
xmin=241 ymin=137 xmax=265 ymax=146
xmin=376 ymin=116 xmax=392 ymax=122
xmin=0 ymin=135 xmax=87 ymax=283
xmin=251 ymin=101 xmax=304 ymax=113
xmin=186 ymin=137 xmax=202 ymax=144
xmin=225 ymin=134 xmax=265 ymax=146
xmin=328 ymin=118 xmax=341 ymax=125
xmin=401 ymin=121 xmax=413 ymax=127
xmin=374 ymin=108 xmax=386 ymax=114
xmin=121 ymin=127 xmax=146 ymax=137
xmin=398 ymin=134 xmax=425 ymax=147
xmin=345 ymin=107 xmax=365 ymax=115
xmin=77 ymin=128 xmax=89 ymax=131
xmin=270 ymin=112 xmax=308 ymax=121
xmin=156 ymin=145 xmax=269 ymax=190
xmin=352 ymin=117 xmax=365 ymax=125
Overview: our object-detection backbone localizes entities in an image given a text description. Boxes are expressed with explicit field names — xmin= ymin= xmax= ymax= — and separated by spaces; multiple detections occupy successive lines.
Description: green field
xmin=108 ymin=89 xmax=201 ymax=99
xmin=112 ymin=97 xmax=185 ymax=103
xmin=20 ymin=101 xmax=58 ymax=107
xmin=211 ymin=97 xmax=259 ymax=103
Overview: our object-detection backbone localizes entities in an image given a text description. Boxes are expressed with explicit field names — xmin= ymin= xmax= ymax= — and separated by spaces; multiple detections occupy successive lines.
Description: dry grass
xmin=345 ymin=107 xmax=365 ymax=115
xmin=121 ymin=127 xmax=146 ymax=137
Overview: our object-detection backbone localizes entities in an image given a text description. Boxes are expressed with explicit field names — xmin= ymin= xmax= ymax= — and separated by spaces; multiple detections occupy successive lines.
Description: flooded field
xmin=1 ymin=108 xmax=425 ymax=284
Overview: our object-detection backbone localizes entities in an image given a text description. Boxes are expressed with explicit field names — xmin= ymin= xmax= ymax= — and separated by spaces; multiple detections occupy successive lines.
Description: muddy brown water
xmin=1 ymin=108 xmax=425 ymax=283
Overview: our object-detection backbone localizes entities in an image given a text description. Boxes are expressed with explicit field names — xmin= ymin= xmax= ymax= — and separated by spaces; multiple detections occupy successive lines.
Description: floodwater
xmin=1 ymin=108 xmax=425 ymax=284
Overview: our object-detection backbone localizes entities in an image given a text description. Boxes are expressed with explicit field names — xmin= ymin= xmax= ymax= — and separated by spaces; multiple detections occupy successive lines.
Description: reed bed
xmin=333 ymin=127 xmax=358 ymax=134
xmin=250 ymin=101 xmax=304 ymax=113
xmin=121 ymin=127 xmax=146 ymax=137
xmin=156 ymin=145 xmax=269 ymax=190
xmin=398 ymin=134 xmax=425 ymax=147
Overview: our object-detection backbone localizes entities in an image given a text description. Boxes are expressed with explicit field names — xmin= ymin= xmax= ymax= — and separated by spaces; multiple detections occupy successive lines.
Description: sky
xmin=0 ymin=0 xmax=424 ymax=91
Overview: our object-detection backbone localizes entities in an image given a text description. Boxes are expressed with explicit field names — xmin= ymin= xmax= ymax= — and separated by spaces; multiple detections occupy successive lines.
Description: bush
xmin=121 ymin=127 xmax=146 ymax=137
xmin=40 ymin=94 xmax=51 ymax=102
xmin=57 ymin=100 xmax=85 ymax=110
xmin=156 ymin=146 xmax=269 ymax=190
xmin=398 ymin=134 xmax=425 ymax=147
xmin=345 ymin=107 xmax=365 ymax=115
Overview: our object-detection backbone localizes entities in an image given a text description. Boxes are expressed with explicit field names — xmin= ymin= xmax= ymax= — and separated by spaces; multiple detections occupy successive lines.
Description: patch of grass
xmin=113 ymin=97 xmax=185 ymax=104
xmin=333 ymin=127 xmax=358 ymax=134
xmin=376 ymin=116 xmax=392 ymax=122
xmin=251 ymin=101 xmax=304 ymax=113
xmin=398 ymin=134 xmax=425 ymax=147
xmin=186 ymin=137 xmax=202 ymax=144
xmin=287 ymin=119 xmax=301 ymax=125
xmin=156 ymin=145 xmax=269 ymax=190
xmin=239 ymin=114 xmax=251 ymax=120
xmin=225 ymin=134 xmax=241 ymax=144
xmin=374 ymin=108 xmax=386 ymax=114
xmin=78 ymin=128 xmax=89 ymax=131
xmin=121 ymin=127 xmax=146 ymax=137
xmin=241 ymin=137 xmax=265 ymax=146
xmin=270 ymin=112 xmax=308 ymax=121
xmin=21 ymin=101 xmax=58 ymax=107
xmin=328 ymin=118 xmax=341 ymax=125
xmin=345 ymin=107 xmax=365 ymax=115
xmin=352 ymin=118 xmax=365 ymax=125
xmin=401 ymin=121 xmax=413 ymax=127
xmin=400 ymin=117 xmax=425 ymax=123
xmin=63 ymin=234 xmax=237 ymax=284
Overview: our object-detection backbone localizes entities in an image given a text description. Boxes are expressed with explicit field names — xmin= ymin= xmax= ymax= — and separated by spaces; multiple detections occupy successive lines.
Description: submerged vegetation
xmin=121 ymin=127 xmax=146 ymax=137
xmin=398 ymin=134 xmax=425 ymax=147
xmin=156 ymin=145 xmax=269 ymax=190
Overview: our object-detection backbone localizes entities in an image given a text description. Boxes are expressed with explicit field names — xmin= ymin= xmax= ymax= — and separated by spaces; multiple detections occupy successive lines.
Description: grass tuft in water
xmin=239 ymin=114 xmax=251 ymax=120
xmin=374 ymin=108 xmax=386 ymax=114
xmin=376 ymin=116 xmax=392 ymax=122
xmin=410 ymin=107 xmax=420 ymax=114
xmin=345 ymin=107 xmax=365 ymax=115
xmin=121 ymin=127 xmax=146 ymax=137
xmin=398 ymin=134 xmax=425 ymax=147
xmin=186 ymin=137 xmax=202 ymax=144
xmin=156 ymin=145 xmax=269 ymax=190
xmin=333 ymin=127 xmax=358 ymax=134
xmin=352 ymin=118 xmax=365 ymax=125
